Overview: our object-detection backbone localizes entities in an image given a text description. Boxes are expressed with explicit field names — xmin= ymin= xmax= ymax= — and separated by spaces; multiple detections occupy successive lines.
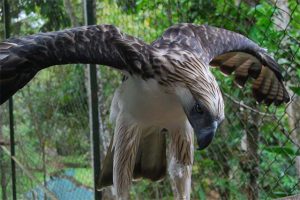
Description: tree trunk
xmin=42 ymin=142 xmax=47 ymax=200
xmin=64 ymin=0 xmax=79 ymax=27
xmin=272 ymin=0 xmax=290 ymax=30
xmin=246 ymin=113 xmax=260 ymax=200
xmin=272 ymin=0 xmax=300 ymax=180
xmin=218 ymin=119 xmax=231 ymax=200
xmin=0 ymin=108 xmax=8 ymax=200
xmin=207 ymin=115 xmax=231 ymax=200
xmin=287 ymin=95 xmax=300 ymax=178
xmin=26 ymin=91 xmax=48 ymax=200
xmin=240 ymin=111 xmax=260 ymax=200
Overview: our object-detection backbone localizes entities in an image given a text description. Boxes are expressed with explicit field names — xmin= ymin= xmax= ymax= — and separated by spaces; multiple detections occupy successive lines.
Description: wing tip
xmin=258 ymin=51 xmax=285 ymax=81
xmin=252 ymin=87 xmax=290 ymax=106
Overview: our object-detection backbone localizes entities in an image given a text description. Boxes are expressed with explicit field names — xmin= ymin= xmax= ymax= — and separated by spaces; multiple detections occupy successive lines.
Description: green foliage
xmin=290 ymin=86 xmax=300 ymax=96
xmin=73 ymin=168 xmax=93 ymax=187
xmin=20 ymin=0 xmax=71 ymax=31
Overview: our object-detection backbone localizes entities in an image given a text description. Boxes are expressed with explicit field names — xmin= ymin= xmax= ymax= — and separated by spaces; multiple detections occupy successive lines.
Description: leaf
xmin=297 ymin=68 xmax=300 ymax=78
xmin=196 ymin=186 xmax=206 ymax=200
xmin=264 ymin=146 xmax=298 ymax=156
xmin=277 ymin=58 xmax=290 ymax=65
xmin=290 ymin=86 xmax=300 ymax=96
xmin=271 ymin=191 xmax=290 ymax=198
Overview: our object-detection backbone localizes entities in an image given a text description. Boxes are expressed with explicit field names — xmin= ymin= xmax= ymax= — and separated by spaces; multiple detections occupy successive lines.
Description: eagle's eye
xmin=195 ymin=103 xmax=204 ymax=114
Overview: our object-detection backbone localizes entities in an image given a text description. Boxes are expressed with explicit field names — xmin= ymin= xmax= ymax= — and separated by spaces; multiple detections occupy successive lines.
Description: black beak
xmin=196 ymin=121 xmax=218 ymax=150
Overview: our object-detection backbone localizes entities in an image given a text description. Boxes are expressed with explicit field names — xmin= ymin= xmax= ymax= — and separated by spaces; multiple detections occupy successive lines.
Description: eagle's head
xmin=174 ymin=62 xmax=224 ymax=150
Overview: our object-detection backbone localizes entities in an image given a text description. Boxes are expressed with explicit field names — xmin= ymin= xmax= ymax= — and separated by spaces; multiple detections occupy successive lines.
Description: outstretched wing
xmin=152 ymin=23 xmax=290 ymax=105
xmin=0 ymin=25 xmax=153 ymax=104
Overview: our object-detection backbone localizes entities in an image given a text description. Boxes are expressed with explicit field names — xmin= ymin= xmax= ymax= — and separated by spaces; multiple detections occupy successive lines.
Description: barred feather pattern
xmin=152 ymin=23 xmax=289 ymax=106
xmin=0 ymin=24 xmax=153 ymax=104
xmin=112 ymin=113 xmax=142 ymax=199
xmin=0 ymin=23 xmax=289 ymax=106
xmin=169 ymin=121 xmax=194 ymax=166
xmin=168 ymin=121 xmax=194 ymax=200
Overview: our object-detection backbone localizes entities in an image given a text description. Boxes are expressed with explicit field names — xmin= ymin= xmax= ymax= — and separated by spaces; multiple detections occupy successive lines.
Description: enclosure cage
xmin=0 ymin=0 xmax=300 ymax=199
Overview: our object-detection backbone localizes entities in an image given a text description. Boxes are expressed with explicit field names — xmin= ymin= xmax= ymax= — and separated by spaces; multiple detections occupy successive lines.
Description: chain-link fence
xmin=0 ymin=0 xmax=300 ymax=199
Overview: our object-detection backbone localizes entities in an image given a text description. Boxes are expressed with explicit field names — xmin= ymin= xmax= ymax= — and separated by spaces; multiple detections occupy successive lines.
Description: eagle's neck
xmin=110 ymin=76 xmax=187 ymax=130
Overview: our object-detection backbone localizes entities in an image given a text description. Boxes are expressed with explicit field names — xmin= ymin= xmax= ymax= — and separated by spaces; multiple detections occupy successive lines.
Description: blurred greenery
xmin=0 ymin=0 xmax=300 ymax=199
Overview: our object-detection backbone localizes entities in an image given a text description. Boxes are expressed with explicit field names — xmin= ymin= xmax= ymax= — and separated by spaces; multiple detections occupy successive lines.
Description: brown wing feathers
xmin=0 ymin=25 xmax=151 ymax=104
xmin=210 ymin=52 xmax=289 ymax=105
xmin=0 ymin=23 xmax=290 ymax=106
xmin=152 ymin=23 xmax=289 ymax=105
xmin=200 ymin=25 xmax=290 ymax=105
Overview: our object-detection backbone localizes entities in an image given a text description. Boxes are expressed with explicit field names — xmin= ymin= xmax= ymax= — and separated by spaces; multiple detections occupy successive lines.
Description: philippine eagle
xmin=0 ymin=24 xmax=289 ymax=199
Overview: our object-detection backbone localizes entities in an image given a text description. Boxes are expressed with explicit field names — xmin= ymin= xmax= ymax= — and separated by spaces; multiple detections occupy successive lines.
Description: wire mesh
xmin=0 ymin=0 xmax=300 ymax=199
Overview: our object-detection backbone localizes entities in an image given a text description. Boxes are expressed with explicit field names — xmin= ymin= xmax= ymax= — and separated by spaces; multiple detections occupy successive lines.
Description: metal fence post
xmin=84 ymin=0 xmax=102 ymax=199
xmin=3 ymin=0 xmax=17 ymax=199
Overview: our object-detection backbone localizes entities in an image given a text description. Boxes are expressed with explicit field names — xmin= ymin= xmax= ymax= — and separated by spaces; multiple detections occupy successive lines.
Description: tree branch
xmin=223 ymin=93 xmax=275 ymax=117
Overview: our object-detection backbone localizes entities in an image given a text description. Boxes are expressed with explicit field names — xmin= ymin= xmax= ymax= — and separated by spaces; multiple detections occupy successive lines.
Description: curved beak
xmin=196 ymin=121 xmax=218 ymax=150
